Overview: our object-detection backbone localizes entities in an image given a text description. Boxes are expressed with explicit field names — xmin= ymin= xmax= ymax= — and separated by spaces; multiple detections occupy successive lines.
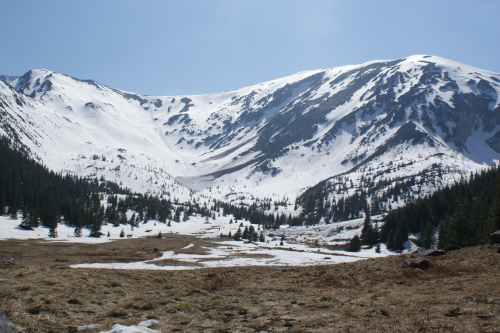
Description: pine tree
xmin=347 ymin=234 xmax=361 ymax=252
xmin=242 ymin=226 xmax=249 ymax=240
xmin=173 ymin=208 xmax=181 ymax=222
xmin=486 ymin=171 xmax=500 ymax=230
xmin=251 ymin=230 xmax=258 ymax=242
xmin=48 ymin=226 xmax=57 ymax=238
xmin=393 ymin=227 xmax=404 ymax=251
xmin=360 ymin=211 xmax=378 ymax=246
xmin=386 ymin=229 xmax=395 ymax=249
xmin=19 ymin=211 xmax=34 ymax=230
xmin=233 ymin=228 xmax=242 ymax=241
xmin=419 ymin=220 xmax=434 ymax=249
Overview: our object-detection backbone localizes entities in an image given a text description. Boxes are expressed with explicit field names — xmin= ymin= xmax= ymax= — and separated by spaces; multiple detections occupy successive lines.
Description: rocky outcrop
xmin=0 ymin=308 xmax=16 ymax=333
xmin=403 ymin=256 xmax=431 ymax=270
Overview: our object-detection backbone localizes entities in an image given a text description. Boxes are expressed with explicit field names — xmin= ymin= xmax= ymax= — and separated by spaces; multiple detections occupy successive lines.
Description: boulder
xmin=489 ymin=230 xmax=500 ymax=245
xmin=0 ymin=258 xmax=14 ymax=264
xmin=403 ymin=257 xmax=431 ymax=270
xmin=0 ymin=308 xmax=16 ymax=333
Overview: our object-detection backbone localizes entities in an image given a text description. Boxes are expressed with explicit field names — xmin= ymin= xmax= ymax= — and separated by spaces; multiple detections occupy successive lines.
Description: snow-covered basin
xmin=0 ymin=214 xmax=404 ymax=270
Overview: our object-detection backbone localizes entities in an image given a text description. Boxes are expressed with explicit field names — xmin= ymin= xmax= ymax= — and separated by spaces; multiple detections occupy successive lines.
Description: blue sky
xmin=1 ymin=0 xmax=499 ymax=95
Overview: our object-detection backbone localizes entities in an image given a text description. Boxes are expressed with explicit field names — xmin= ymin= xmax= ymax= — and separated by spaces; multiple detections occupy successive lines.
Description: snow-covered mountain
xmin=1 ymin=55 xmax=499 ymax=214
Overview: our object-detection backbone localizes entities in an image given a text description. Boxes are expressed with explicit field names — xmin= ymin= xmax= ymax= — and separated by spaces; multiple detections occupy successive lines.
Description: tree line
xmin=346 ymin=166 xmax=500 ymax=251
xmin=0 ymin=136 xmax=276 ymax=237
xmin=380 ymin=166 xmax=499 ymax=250
xmin=2 ymin=134 xmax=498 ymax=251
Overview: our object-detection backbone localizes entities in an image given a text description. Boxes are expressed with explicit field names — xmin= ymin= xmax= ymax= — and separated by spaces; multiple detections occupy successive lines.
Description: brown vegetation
xmin=0 ymin=236 xmax=499 ymax=332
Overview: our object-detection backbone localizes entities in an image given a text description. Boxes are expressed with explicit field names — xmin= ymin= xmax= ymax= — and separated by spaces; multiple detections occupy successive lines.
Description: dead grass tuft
xmin=194 ymin=267 xmax=238 ymax=291
xmin=67 ymin=298 xmax=82 ymax=305
xmin=106 ymin=308 xmax=128 ymax=318
xmin=106 ymin=280 xmax=123 ymax=288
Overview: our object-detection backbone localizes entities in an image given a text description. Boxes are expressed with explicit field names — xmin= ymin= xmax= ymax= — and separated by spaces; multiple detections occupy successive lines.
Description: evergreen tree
xmin=360 ymin=211 xmax=378 ymax=246
xmin=251 ymin=230 xmax=258 ymax=242
xmin=386 ymin=229 xmax=395 ymax=250
xmin=419 ymin=220 xmax=434 ymax=249
xmin=19 ymin=211 xmax=34 ymax=230
xmin=48 ymin=226 xmax=57 ymax=238
xmin=347 ymin=234 xmax=361 ymax=252
xmin=173 ymin=208 xmax=181 ymax=222
xmin=437 ymin=220 xmax=447 ymax=249
xmin=242 ymin=226 xmax=249 ymax=240
xmin=233 ymin=228 xmax=242 ymax=241
xmin=129 ymin=213 xmax=136 ymax=227
xmin=486 ymin=171 xmax=500 ymax=230
xmin=393 ymin=227 xmax=404 ymax=251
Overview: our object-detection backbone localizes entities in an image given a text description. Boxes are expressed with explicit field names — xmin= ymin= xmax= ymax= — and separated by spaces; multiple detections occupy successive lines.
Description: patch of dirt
xmin=0 ymin=236 xmax=499 ymax=332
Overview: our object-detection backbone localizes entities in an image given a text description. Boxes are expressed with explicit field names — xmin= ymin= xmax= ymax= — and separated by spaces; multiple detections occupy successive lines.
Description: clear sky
xmin=1 ymin=0 xmax=499 ymax=96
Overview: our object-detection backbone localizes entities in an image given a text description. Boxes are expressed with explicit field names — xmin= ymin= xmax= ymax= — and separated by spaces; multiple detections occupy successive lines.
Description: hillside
xmin=1 ymin=55 xmax=499 ymax=217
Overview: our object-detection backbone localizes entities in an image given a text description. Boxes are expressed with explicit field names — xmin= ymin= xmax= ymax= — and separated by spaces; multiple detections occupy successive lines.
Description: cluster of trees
xmin=0 ymin=136 xmax=286 ymax=237
xmin=217 ymin=201 xmax=302 ymax=230
xmin=381 ymin=167 xmax=499 ymax=250
xmin=221 ymin=223 xmax=265 ymax=242
xmin=0 ymin=137 xmax=125 ymax=237
xmin=2 ymin=133 xmax=498 ymax=252
xmin=346 ymin=166 xmax=500 ymax=251
xmin=297 ymin=163 xmax=449 ymax=225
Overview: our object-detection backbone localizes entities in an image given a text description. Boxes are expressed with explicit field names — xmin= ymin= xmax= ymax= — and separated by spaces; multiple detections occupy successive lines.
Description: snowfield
xmin=0 ymin=213 xmax=402 ymax=270
xmin=1 ymin=55 xmax=498 ymax=207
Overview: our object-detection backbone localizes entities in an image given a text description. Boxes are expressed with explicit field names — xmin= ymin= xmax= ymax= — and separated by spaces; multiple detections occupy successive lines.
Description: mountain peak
xmin=0 ymin=56 xmax=498 ymax=207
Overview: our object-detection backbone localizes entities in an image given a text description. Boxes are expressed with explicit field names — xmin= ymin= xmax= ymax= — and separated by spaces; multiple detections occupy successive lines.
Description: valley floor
xmin=0 ymin=236 xmax=499 ymax=332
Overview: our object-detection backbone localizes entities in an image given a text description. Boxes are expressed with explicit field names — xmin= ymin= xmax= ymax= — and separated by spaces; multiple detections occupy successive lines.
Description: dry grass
xmin=0 ymin=237 xmax=499 ymax=332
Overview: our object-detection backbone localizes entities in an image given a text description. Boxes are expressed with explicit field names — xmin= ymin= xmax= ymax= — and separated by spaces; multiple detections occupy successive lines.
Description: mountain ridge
xmin=1 ymin=55 xmax=499 ymax=217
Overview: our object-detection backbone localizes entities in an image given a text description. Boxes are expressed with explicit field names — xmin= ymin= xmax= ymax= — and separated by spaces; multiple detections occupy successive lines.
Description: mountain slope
xmin=1 ymin=55 xmax=499 ymax=214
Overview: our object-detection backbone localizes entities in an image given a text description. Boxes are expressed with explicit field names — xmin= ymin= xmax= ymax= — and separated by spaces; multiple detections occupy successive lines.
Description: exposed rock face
xmin=0 ymin=55 xmax=499 ymax=210
xmin=0 ymin=308 xmax=16 ymax=333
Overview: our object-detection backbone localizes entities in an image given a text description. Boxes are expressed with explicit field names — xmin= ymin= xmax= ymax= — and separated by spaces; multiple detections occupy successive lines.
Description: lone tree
xmin=360 ymin=211 xmax=378 ymax=246
xmin=347 ymin=234 xmax=361 ymax=252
